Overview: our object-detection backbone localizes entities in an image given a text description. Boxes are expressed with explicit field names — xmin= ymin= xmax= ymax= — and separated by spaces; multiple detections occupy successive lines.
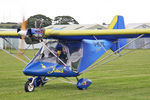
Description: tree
xmin=27 ymin=14 xmax=52 ymax=28
xmin=54 ymin=16 xmax=79 ymax=25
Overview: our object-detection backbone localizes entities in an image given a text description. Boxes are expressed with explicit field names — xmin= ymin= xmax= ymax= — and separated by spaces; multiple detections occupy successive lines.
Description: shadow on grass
xmin=36 ymin=83 xmax=77 ymax=91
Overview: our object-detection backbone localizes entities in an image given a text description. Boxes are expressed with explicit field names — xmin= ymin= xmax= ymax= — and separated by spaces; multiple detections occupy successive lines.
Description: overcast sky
xmin=0 ymin=0 xmax=150 ymax=24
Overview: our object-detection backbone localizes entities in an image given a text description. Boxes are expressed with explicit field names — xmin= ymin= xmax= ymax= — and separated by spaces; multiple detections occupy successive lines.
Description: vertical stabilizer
xmin=109 ymin=15 xmax=126 ymax=53
xmin=108 ymin=15 xmax=125 ymax=29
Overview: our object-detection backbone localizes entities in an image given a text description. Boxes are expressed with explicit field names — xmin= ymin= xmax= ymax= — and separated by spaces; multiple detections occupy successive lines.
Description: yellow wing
xmin=44 ymin=29 xmax=150 ymax=36
xmin=1 ymin=15 xmax=150 ymax=38
xmin=0 ymin=30 xmax=19 ymax=37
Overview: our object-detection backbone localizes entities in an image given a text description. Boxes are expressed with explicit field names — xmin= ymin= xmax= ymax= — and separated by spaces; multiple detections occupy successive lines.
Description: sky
xmin=0 ymin=0 xmax=150 ymax=25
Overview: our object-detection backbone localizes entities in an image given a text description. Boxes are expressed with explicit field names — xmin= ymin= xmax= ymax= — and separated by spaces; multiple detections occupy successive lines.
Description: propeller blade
xmin=21 ymin=17 xmax=27 ymax=31
xmin=18 ymin=17 xmax=27 ymax=59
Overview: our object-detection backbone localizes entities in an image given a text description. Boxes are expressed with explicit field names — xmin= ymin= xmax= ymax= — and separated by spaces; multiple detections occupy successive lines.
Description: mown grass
xmin=0 ymin=49 xmax=150 ymax=100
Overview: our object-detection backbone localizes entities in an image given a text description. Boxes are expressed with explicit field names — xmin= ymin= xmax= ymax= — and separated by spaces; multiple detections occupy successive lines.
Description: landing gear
xmin=25 ymin=76 xmax=49 ymax=92
xmin=76 ymin=78 xmax=92 ymax=90
xmin=25 ymin=80 xmax=35 ymax=92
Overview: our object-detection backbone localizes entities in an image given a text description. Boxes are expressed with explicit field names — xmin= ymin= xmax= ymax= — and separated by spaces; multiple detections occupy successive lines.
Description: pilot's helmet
xmin=56 ymin=44 xmax=63 ymax=51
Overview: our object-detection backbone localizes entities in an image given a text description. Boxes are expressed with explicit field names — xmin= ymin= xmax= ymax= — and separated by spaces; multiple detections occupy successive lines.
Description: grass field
xmin=0 ymin=49 xmax=150 ymax=100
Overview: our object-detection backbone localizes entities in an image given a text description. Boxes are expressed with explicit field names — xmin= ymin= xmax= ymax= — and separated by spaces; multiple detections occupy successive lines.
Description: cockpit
xmin=33 ymin=40 xmax=82 ymax=71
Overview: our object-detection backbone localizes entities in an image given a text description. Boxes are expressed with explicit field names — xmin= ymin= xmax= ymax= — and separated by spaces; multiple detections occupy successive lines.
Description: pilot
xmin=56 ymin=43 xmax=68 ymax=65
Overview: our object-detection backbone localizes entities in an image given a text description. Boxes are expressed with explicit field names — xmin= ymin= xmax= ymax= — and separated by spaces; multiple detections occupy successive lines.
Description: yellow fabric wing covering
xmin=0 ymin=31 xmax=19 ymax=36
xmin=45 ymin=29 xmax=150 ymax=36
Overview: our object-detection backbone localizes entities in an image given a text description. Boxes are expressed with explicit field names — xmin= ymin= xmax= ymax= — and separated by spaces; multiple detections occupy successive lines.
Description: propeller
xmin=16 ymin=17 xmax=45 ymax=61
xmin=17 ymin=18 xmax=45 ymax=44
xmin=18 ymin=17 xmax=27 ymax=59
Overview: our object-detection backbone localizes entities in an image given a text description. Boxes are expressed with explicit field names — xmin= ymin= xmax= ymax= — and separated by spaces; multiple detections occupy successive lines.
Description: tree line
xmin=27 ymin=14 xmax=79 ymax=28
xmin=0 ymin=14 xmax=79 ymax=29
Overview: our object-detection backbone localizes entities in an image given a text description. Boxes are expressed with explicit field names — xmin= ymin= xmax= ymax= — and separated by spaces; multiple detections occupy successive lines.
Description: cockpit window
xmin=34 ymin=40 xmax=82 ymax=71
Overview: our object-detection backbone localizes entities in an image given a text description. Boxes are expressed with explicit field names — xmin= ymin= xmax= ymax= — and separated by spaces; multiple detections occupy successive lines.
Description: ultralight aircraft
xmin=1 ymin=15 xmax=150 ymax=92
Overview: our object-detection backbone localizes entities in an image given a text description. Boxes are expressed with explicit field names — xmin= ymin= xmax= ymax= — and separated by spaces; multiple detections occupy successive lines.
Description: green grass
xmin=0 ymin=49 xmax=150 ymax=100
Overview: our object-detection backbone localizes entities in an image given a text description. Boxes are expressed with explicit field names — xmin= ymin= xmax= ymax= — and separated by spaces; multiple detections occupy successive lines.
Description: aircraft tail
xmin=108 ymin=15 xmax=125 ymax=29
xmin=108 ymin=15 xmax=127 ymax=53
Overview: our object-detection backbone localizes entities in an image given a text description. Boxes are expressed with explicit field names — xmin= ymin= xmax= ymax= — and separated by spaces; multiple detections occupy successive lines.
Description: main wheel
xmin=25 ymin=80 xmax=35 ymax=92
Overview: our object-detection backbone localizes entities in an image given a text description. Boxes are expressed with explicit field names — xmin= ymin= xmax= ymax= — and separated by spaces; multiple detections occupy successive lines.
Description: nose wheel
xmin=24 ymin=76 xmax=49 ymax=92
xmin=25 ymin=80 xmax=35 ymax=92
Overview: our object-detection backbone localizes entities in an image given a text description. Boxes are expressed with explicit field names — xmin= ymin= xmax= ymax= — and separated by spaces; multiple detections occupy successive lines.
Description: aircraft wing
xmin=0 ymin=18 xmax=26 ymax=38
xmin=44 ymin=15 xmax=150 ymax=37
xmin=44 ymin=15 xmax=150 ymax=40
xmin=1 ymin=28 xmax=150 ymax=39
xmin=1 ymin=15 xmax=150 ymax=41
xmin=0 ymin=30 xmax=19 ymax=37
xmin=45 ymin=28 xmax=150 ymax=36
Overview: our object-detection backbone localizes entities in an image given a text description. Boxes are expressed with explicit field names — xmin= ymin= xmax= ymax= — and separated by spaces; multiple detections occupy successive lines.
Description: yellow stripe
xmin=45 ymin=29 xmax=150 ymax=36
xmin=0 ymin=31 xmax=19 ymax=36
xmin=108 ymin=15 xmax=118 ymax=29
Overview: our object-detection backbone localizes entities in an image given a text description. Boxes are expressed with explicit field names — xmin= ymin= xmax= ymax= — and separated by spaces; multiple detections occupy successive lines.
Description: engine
xmin=24 ymin=28 xmax=45 ymax=44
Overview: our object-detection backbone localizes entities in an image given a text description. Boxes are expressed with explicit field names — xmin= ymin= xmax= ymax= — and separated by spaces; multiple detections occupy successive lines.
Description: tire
xmin=25 ymin=80 xmax=35 ymax=92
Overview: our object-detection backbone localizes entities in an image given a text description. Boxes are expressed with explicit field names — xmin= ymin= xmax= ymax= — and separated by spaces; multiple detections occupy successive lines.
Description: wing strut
xmin=2 ymin=38 xmax=31 ymax=61
xmin=0 ymin=47 xmax=28 ymax=64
